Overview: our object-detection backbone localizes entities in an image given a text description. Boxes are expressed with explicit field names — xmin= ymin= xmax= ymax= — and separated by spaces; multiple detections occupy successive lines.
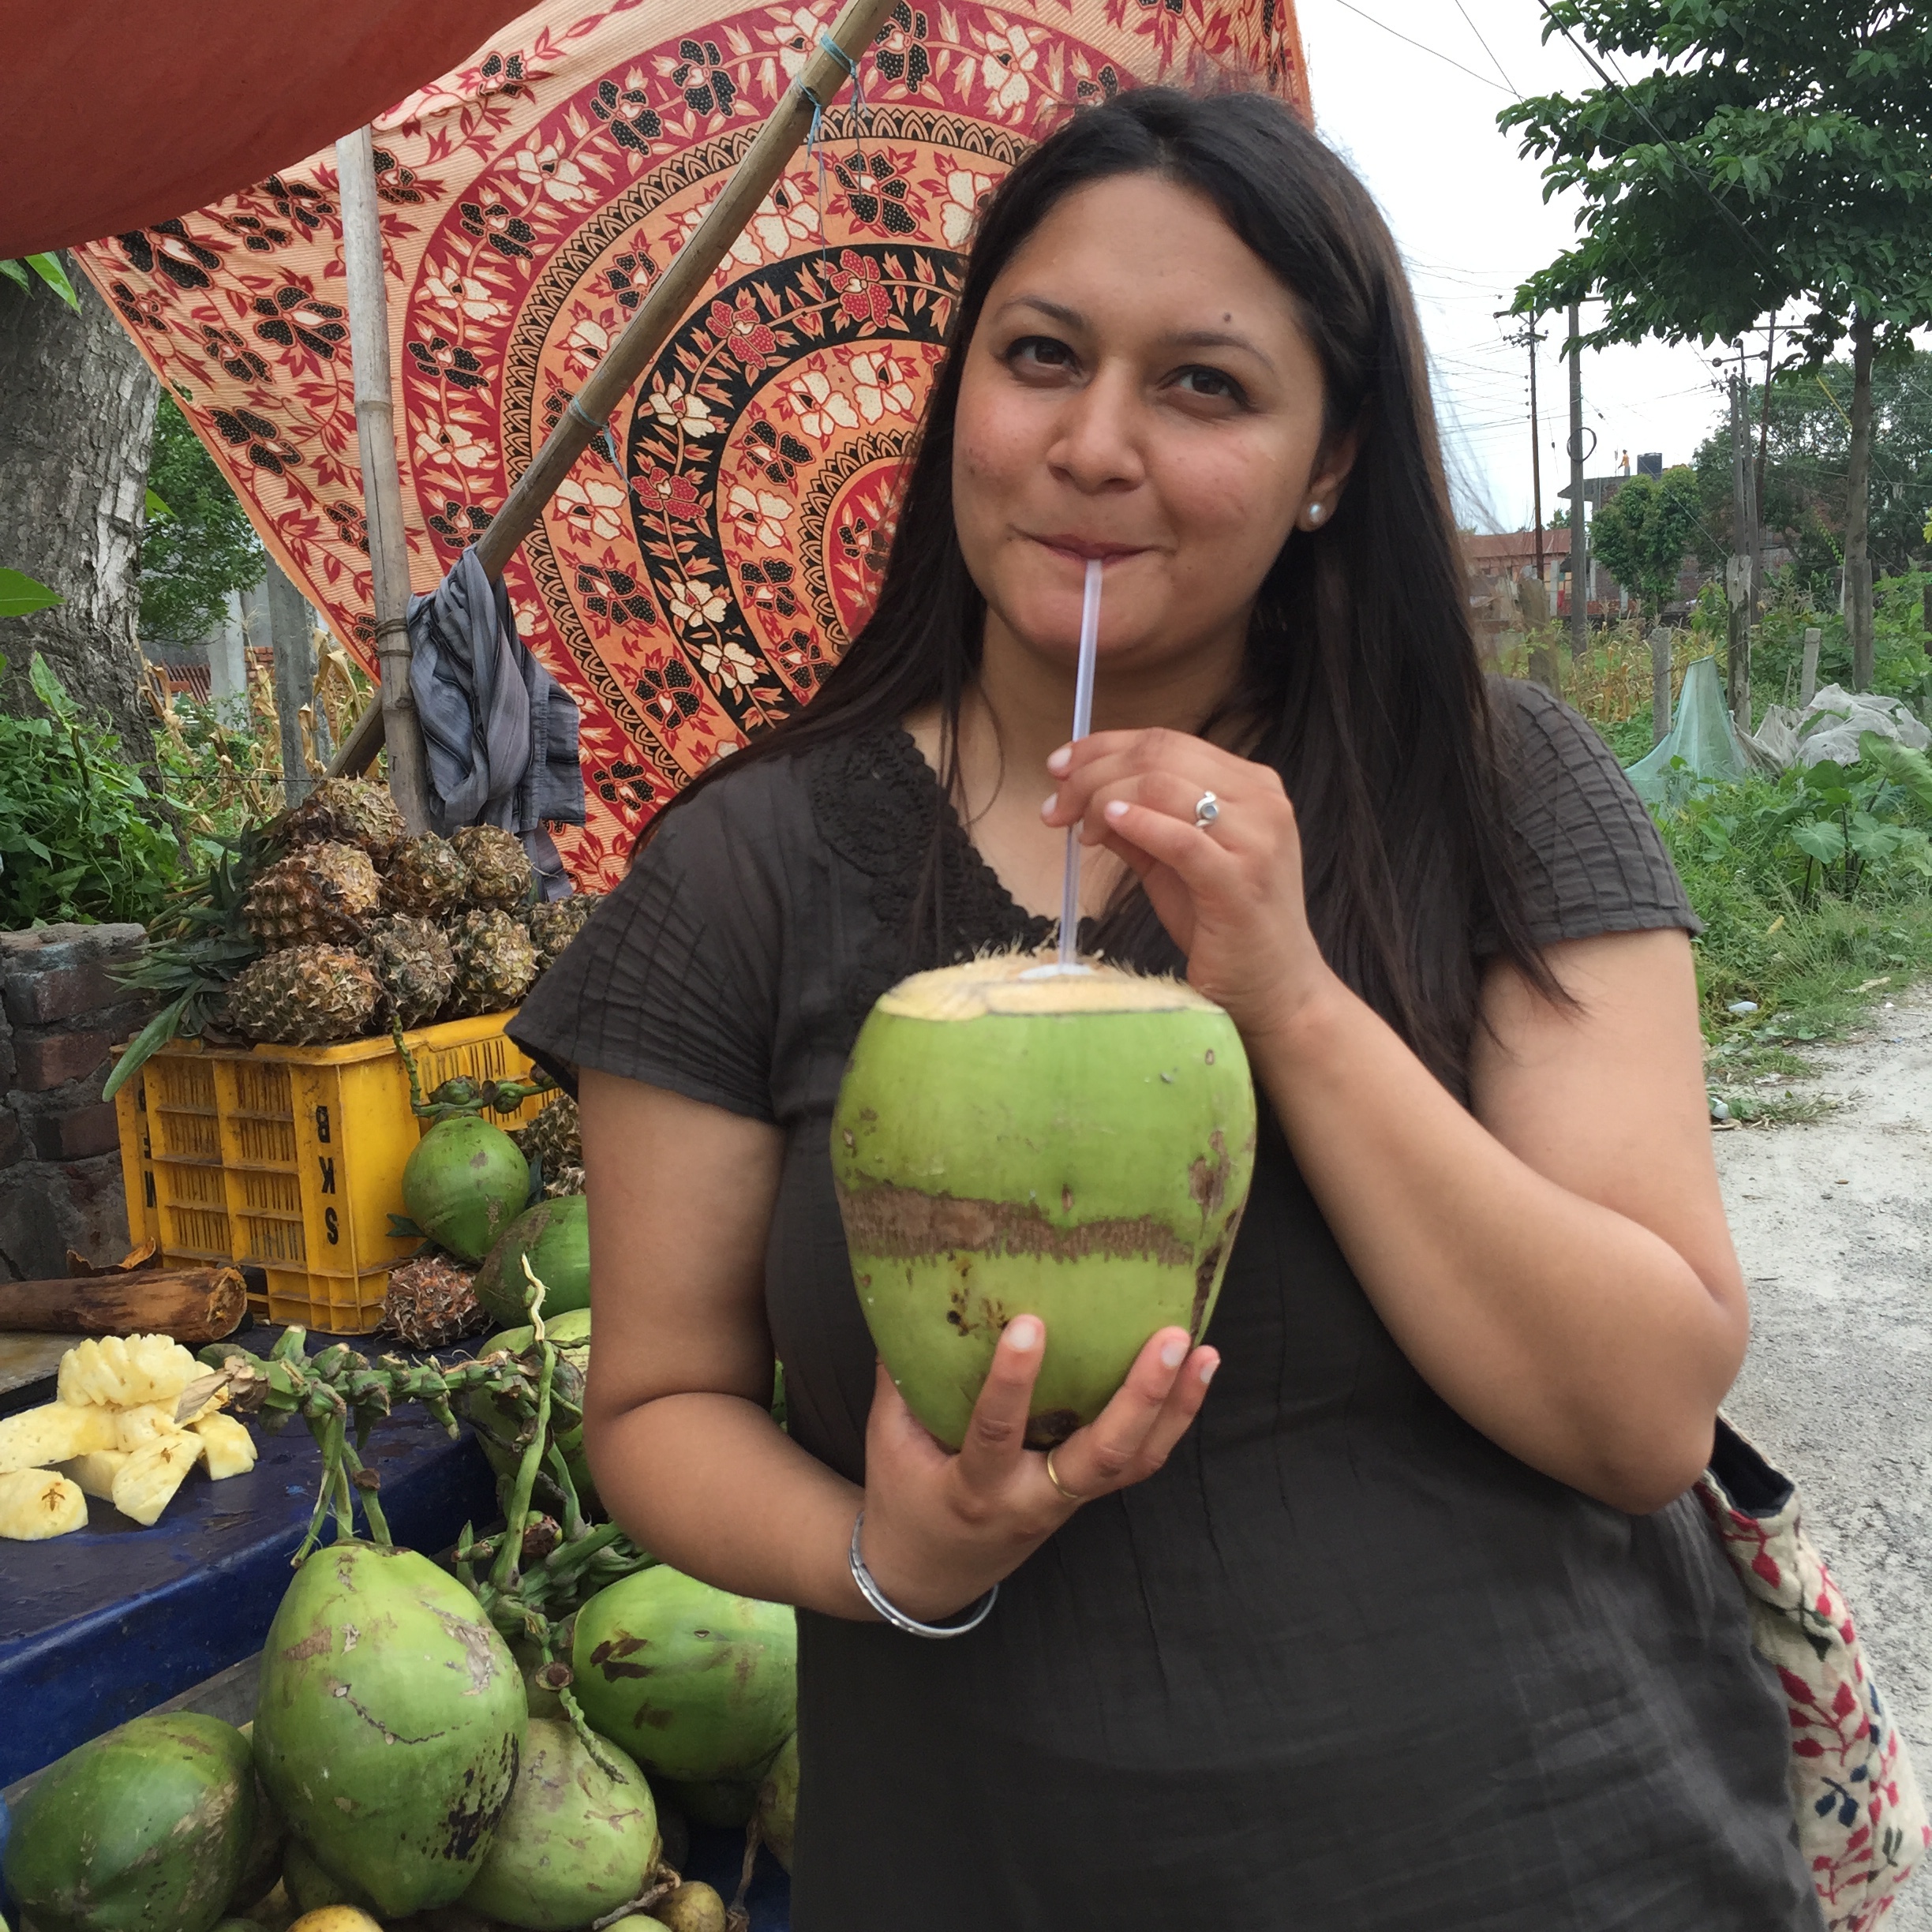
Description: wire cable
xmin=1325 ymin=0 xmax=1511 ymax=93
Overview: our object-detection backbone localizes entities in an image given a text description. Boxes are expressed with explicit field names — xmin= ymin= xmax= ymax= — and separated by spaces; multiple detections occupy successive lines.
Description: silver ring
xmin=1193 ymin=791 xmax=1220 ymax=830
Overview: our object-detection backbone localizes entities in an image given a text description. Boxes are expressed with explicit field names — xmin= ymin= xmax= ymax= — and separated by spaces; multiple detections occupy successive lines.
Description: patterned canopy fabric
xmin=76 ymin=0 xmax=1308 ymax=886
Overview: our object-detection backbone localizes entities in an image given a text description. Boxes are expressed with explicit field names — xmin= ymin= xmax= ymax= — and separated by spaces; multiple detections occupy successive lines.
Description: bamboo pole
xmin=333 ymin=125 xmax=434 ymax=831
xmin=329 ymin=0 xmax=896 ymax=777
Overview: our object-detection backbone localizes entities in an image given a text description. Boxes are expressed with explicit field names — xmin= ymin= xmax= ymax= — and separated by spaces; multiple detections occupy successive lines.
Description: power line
xmin=1325 ymin=0 xmax=1512 ymax=93
xmin=1453 ymin=0 xmax=1518 ymax=95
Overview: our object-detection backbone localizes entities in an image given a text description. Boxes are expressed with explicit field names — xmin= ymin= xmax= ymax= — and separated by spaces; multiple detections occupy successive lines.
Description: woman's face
xmin=951 ymin=171 xmax=1351 ymax=688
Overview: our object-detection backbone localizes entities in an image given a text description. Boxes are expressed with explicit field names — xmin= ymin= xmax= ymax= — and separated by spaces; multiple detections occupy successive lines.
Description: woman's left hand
xmin=1043 ymin=728 xmax=1335 ymax=1040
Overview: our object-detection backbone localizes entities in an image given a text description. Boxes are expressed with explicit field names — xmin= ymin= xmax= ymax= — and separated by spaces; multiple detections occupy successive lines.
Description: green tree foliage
xmin=0 ymin=652 xmax=181 ymax=925
xmin=0 ymin=254 xmax=80 ymax=310
xmin=140 ymin=392 xmax=264 ymax=643
xmin=1586 ymin=467 xmax=1702 ymax=623
xmin=1503 ymin=0 xmax=1932 ymax=687
xmin=1693 ymin=350 xmax=1932 ymax=587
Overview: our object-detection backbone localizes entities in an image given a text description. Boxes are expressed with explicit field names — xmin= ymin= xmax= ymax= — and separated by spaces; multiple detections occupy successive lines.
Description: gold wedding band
xmin=1043 ymin=1447 xmax=1086 ymax=1504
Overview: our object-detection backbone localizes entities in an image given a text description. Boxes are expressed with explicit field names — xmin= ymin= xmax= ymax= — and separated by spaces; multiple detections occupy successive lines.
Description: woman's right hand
xmin=854 ymin=1316 xmax=1219 ymax=1624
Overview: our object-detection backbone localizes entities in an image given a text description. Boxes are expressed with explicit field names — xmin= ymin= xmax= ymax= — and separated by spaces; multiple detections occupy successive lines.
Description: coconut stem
xmin=490 ymin=1336 xmax=555 ymax=1592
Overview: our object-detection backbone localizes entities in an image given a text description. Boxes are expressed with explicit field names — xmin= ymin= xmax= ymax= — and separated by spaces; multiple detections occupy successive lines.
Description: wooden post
xmin=1800 ymin=627 xmax=1822 ymax=708
xmin=267 ymin=559 xmax=315 ymax=807
xmin=327 ymin=0 xmax=899 ymax=777
xmin=1727 ymin=366 xmax=1753 ymax=729
xmin=1649 ymin=624 xmax=1673 ymax=747
xmin=335 ymin=125 xmax=433 ymax=834
xmin=1567 ymin=301 xmax=1588 ymax=661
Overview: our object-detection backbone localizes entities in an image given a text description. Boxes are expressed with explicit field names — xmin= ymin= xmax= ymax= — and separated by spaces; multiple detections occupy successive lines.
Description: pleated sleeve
xmin=508 ymin=758 xmax=791 ymax=1122
xmin=1489 ymin=678 xmax=1702 ymax=949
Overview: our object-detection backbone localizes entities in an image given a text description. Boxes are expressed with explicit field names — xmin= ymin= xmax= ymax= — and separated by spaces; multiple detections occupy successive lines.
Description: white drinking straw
xmin=1055 ymin=558 xmax=1105 ymax=968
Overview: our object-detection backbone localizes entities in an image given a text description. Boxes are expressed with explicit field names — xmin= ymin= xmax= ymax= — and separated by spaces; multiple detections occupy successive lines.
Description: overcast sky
xmin=1296 ymin=0 xmax=1738 ymax=535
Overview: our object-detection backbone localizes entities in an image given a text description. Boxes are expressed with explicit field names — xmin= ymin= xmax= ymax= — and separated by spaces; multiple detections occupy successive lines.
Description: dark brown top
xmin=512 ymin=681 xmax=1815 ymax=1932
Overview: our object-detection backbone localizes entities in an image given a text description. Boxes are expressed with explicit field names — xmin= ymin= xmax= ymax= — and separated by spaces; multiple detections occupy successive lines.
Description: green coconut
xmin=253 ymin=1541 xmax=526 ymax=1917
xmin=2 ymin=1713 xmax=256 ymax=1932
xmin=755 ymin=1731 xmax=799 ymax=1871
xmin=474 ymin=1196 xmax=590 ymax=1326
xmin=464 ymin=1317 xmax=596 ymax=1514
xmin=227 ymin=1779 xmax=285 ymax=1917
xmin=278 ymin=1840 xmax=378 ymax=1919
xmin=402 ymin=1115 xmax=531 ymax=1262
xmin=459 ymin=1717 xmax=659 ymax=1930
xmin=831 ymin=957 xmax=1256 ymax=1450
xmin=571 ymin=1567 xmax=796 ymax=1784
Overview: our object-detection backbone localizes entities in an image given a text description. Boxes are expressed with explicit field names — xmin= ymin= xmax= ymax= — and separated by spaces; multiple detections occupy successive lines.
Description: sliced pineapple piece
xmin=111 ymin=1432 xmax=204 ymax=1526
xmin=0 ymin=1467 xmax=88 ymax=1539
xmin=62 ymin=1449 xmax=132 ymax=1500
xmin=0 ymin=1400 xmax=118 ymax=1474
xmin=191 ymin=1412 xmax=257 ymax=1480
xmin=114 ymin=1401 xmax=186 ymax=1451
xmin=58 ymin=1333 xmax=200 ymax=1409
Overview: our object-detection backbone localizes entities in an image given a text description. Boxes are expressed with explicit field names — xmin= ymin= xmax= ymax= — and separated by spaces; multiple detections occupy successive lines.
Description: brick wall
xmin=0 ymin=924 xmax=150 ymax=1281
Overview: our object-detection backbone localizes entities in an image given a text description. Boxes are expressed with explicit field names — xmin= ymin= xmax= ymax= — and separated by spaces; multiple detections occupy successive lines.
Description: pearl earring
xmin=1308 ymin=502 xmax=1324 ymax=523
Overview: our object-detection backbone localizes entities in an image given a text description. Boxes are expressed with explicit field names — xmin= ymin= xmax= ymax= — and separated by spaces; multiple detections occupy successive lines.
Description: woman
xmin=511 ymin=88 xmax=1818 ymax=1930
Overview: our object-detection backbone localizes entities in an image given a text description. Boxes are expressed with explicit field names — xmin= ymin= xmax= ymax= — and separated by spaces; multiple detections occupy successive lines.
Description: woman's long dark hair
xmin=651 ymin=87 xmax=1549 ymax=1088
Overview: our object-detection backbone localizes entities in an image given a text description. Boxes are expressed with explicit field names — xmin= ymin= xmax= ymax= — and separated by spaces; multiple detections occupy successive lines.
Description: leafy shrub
xmin=0 ymin=653 xmax=182 ymax=926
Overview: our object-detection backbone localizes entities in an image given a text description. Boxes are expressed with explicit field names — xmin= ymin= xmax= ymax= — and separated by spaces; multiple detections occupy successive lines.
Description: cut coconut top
xmin=878 ymin=954 xmax=1220 ymax=1021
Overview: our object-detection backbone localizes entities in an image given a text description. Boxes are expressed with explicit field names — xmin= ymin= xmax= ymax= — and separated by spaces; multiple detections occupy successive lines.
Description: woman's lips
xmin=1029 ymin=534 xmax=1150 ymax=564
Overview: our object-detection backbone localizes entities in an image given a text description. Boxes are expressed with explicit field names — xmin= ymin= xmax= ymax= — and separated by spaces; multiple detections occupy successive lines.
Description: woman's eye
xmin=1006 ymin=335 xmax=1075 ymax=375
xmin=1174 ymin=365 xmax=1244 ymax=404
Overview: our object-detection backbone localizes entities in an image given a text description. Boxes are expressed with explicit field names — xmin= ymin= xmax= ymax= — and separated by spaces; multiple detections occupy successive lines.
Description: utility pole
xmin=1567 ymin=301 xmax=1588 ymax=661
xmin=1498 ymin=312 xmax=1553 ymax=688
xmin=1726 ymin=361 xmax=1754 ymax=729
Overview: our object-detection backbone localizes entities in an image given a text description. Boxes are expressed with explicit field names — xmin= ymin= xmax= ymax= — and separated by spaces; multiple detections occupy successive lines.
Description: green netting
xmin=1625 ymin=656 xmax=1750 ymax=807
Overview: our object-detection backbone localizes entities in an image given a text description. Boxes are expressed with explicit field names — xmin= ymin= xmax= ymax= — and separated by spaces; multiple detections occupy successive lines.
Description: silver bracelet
xmin=848 ymin=1509 xmax=998 ymax=1638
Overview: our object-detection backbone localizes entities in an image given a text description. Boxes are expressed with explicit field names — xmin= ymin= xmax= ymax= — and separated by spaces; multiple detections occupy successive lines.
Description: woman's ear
xmin=1297 ymin=426 xmax=1361 ymax=531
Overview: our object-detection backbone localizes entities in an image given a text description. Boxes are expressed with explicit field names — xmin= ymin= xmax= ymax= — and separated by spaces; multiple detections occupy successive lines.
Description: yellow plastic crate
xmin=115 ymin=1012 xmax=549 ymax=1335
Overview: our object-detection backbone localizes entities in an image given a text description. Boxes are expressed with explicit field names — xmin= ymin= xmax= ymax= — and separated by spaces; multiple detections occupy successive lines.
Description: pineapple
xmin=451 ymin=826 xmax=534 ymax=909
xmin=515 ymin=1095 xmax=582 ymax=1173
xmin=0 ymin=1468 xmax=88 ymax=1540
xmin=526 ymin=893 xmax=604 ymax=970
xmin=115 ymin=1401 xmax=189 ymax=1451
xmin=58 ymin=1333 xmax=200 ymax=1409
xmin=228 ymin=943 xmax=380 ymax=1045
xmin=0 ymin=1400 xmax=118 ymax=1474
xmin=383 ymin=831 xmax=470 ymax=918
xmin=62 ymin=1449 xmax=131 ymax=1500
xmin=112 ymin=1432 xmax=204 ymax=1526
xmin=382 ymin=1253 xmax=486 ymax=1349
xmin=243 ymin=840 xmax=380 ymax=949
xmin=281 ymin=777 xmax=405 ymax=864
xmin=191 ymin=1413 xmax=258 ymax=1480
xmin=369 ymin=915 xmax=458 ymax=1028
xmin=449 ymin=908 xmax=539 ymax=1016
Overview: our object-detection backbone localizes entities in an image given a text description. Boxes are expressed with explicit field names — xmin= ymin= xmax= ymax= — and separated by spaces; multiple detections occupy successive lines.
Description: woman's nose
xmin=1045 ymin=365 xmax=1146 ymax=494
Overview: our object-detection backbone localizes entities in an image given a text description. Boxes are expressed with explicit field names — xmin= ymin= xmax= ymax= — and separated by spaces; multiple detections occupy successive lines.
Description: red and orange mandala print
xmin=77 ymin=0 xmax=1309 ymax=886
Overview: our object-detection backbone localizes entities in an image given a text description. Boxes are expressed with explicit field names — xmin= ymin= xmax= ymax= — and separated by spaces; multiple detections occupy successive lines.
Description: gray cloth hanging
xmin=406 ymin=546 xmax=583 ymax=899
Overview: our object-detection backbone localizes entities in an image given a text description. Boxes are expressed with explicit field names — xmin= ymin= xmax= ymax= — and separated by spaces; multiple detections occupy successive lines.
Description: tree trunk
xmin=0 ymin=263 xmax=159 ymax=758
xmin=1844 ymin=312 xmax=1877 ymax=692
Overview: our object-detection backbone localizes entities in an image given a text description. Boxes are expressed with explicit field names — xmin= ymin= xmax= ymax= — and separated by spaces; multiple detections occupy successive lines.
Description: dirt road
xmin=1720 ymin=985 xmax=1932 ymax=1926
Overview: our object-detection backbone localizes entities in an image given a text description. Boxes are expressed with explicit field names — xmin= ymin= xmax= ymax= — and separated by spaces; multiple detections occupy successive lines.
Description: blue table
xmin=0 ymin=1350 xmax=496 ymax=1791
xmin=0 ymin=1330 xmax=795 ymax=1929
